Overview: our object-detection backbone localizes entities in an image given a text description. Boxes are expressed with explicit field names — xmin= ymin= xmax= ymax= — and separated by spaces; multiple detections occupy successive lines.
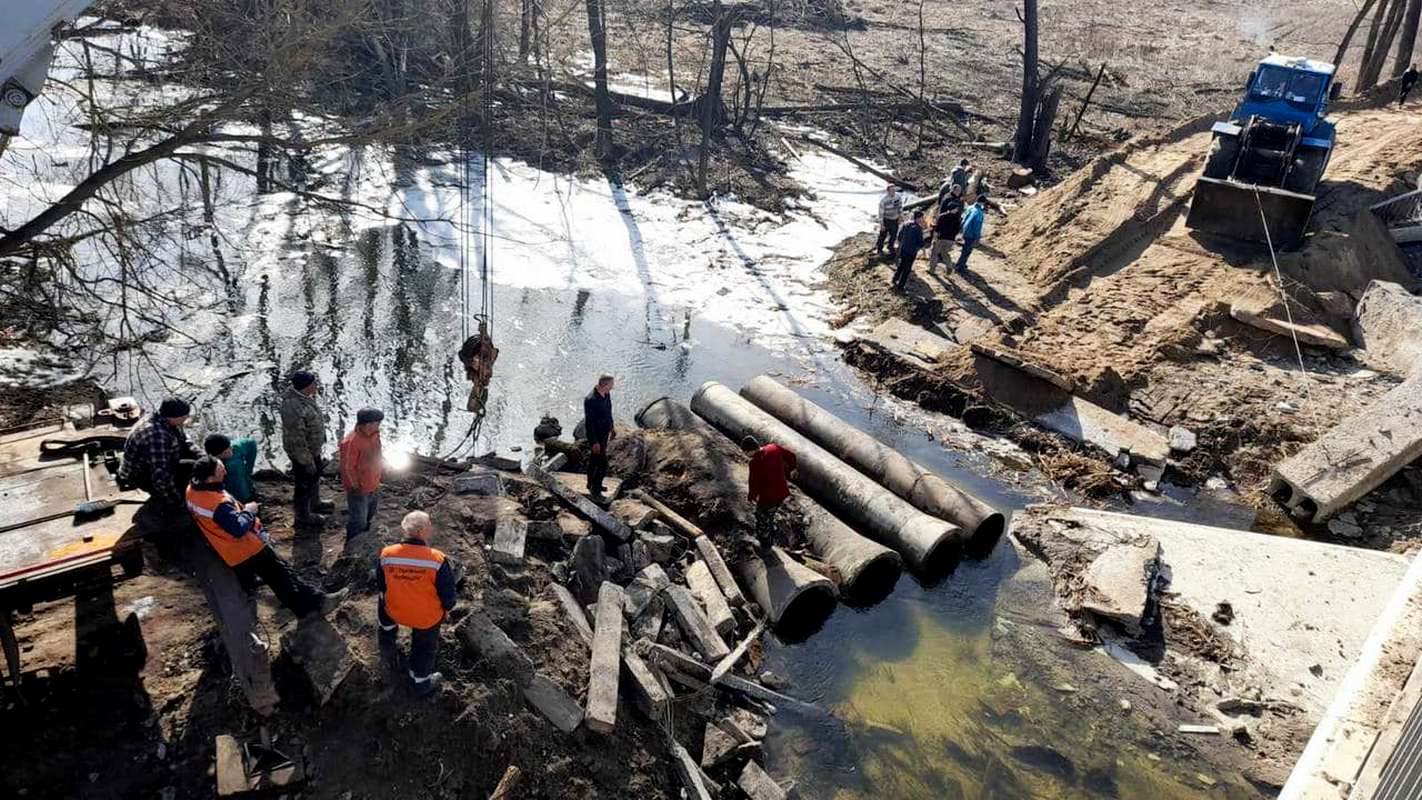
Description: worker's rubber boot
xmin=316 ymin=587 xmax=350 ymax=615
xmin=295 ymin=513 xmax=327 ymax=528
xmin=412 ymin=672 xmax=444 ymax=697
xmin=312 ymin=499 xmax=335 ymax=513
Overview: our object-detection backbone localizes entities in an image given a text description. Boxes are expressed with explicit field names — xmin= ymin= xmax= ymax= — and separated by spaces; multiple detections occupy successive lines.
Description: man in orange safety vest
xmin=186 ymin=456 xmax=346 ymax=616
xmin=377 ymin=510 xmax=457 ymax=696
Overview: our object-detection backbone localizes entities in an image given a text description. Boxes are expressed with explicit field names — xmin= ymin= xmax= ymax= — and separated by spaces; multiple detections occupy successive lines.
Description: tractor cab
xmin=1237 ymin=56 xmax=1339 ymax=135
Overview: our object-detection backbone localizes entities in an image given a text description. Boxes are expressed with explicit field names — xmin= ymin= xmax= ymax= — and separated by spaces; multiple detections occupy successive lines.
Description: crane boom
xmin=1 ymin=0 xmax=96 ymax=138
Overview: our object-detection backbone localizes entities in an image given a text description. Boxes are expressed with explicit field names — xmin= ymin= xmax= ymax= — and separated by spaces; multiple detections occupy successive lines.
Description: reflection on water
xmin=110 ymin=224 xmax=1256 ymax=798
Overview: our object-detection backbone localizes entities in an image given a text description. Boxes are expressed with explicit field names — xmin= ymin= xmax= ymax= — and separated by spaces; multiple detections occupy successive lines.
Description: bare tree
xmin=1335 ymin=0 xmax=1380 ymax=70
xmin=1395 ymin=0 xmax=1422 ymax=77
xmin=1012 ymin=0 xmax=1039 ymax=165
xmin=1359 ymin=0 xmax=1407 ymax=92
xmin=585 ymin=0 xmax=614 ymax=161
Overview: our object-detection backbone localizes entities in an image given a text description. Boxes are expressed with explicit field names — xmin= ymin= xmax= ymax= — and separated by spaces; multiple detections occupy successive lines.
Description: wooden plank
xmin=631 ymin=490 xmax=704 ymax=539
xmin=215 ymin=734 xmax=247 ymax=797
xmin=738 ymin=760 xmax=789 ymax=800
xmin=685 ymin=560 xmax=737 ymax=637
xmin=491 ymin=517 xmax=528 ymax=565
xmin=665 ymin=584 xmax=731 ymax=661
xmin=586 ymin=582 xmax=625 ymax=733
xmin=549 ymin=582 xmax=594 ymax=646
xmin=672 ymin=741 xmax=715 ymax=800
xmin=527 ymin=462 xmax=633 ymax=541
xmin=488 ymin=765 xmax=522 ymax=800
xmin=192 ymin=539 xmax=278 ymax=716
xmin=621 ymin=618 xmax=670 ymax=720
xmin=647 ymin=644 xmax=816 ymax=711
xmin=693 ymin=535 xmax=746 ymax=607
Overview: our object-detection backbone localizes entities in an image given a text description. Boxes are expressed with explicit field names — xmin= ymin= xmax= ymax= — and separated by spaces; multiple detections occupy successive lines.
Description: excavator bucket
xmin=1186 ymin=177 xmax=1316 ymax=249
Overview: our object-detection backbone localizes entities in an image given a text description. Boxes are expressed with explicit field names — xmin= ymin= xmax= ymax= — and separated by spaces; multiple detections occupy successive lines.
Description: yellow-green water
xmin=764 ymin=544 xmax=1262 ymax=799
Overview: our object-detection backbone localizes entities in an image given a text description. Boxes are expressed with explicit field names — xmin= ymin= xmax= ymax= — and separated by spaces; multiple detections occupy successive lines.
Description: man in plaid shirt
xmin=119 ymin=397 xmax=202 ymax=508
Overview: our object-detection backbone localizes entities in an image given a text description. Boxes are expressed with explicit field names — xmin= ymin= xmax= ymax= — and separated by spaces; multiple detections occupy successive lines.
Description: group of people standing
xmin=874 ymin=158 xmax=987 ymax=292
xmin=117 ymin=372 xmax=453 ymax=696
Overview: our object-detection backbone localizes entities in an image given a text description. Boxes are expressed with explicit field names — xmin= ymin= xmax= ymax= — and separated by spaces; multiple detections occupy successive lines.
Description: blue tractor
xmin=1185 ymin=54 xmax=1342 ymax=248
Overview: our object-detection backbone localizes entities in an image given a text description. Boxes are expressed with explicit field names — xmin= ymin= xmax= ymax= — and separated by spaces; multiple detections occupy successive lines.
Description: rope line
xmin=1253 ymin=188 xmax=1307 ymax=378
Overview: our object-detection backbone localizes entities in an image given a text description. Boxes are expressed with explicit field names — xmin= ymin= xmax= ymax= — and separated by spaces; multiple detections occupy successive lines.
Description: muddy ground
xmin=823 ymin=97 xmax=1422 ymax=550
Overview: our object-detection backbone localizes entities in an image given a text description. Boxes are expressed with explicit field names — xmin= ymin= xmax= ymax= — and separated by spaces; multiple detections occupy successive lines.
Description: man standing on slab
xmin=582 ymin=374 xmax=616 ymax=502
xmin=280 ymin=370 xmax=333 ymax=527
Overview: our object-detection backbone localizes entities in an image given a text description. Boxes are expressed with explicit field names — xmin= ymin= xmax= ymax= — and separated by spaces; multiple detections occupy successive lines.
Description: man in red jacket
xmin=744 ymin=435 xmax=797 ymax=551
xmin=339 ymin=408 xmax=384 ymax=541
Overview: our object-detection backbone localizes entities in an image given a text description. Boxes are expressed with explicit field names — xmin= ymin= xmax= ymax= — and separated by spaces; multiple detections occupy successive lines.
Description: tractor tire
xmin=1202 ymin=134 xmax=1241 ymax=180
xmin=1283 ymin=147 xmax=1328 ymax=195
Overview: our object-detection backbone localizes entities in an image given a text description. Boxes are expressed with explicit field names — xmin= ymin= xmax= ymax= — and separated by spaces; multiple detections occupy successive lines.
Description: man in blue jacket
xmin=956 ymin=196 xmax=986 ymax=273
xmin=892 ymin=210 xmax=927 ymax=291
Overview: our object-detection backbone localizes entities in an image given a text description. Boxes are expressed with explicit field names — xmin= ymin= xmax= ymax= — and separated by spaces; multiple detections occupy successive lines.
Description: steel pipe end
xmin=970 ymin=511 xmax=1009 ymax=550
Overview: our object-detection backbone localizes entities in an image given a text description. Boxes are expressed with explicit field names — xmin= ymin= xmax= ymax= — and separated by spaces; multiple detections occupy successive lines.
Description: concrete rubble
xmin=1352 ymin=279 xmax=1422 ymax=378
xmin=279 ymin=618 xmax=356 ymax=707
xmin=1078 ymin=537 xmax=1162 ymax=636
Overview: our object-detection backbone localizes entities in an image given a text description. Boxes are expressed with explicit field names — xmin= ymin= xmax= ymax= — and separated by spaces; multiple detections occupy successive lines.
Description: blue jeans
xmin=346 ymin=490 xmax=379 ymax=540
xmin=956 ymin=238 xmax=978 ymax=271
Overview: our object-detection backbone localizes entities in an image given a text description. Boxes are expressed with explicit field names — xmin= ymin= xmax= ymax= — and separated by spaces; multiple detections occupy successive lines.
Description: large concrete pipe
xmin=690 ymin=382 xmax=960 ymax=573
xmin=735 ymin=546 xmax=837 ymax=630
xmin=740 ymin=375 xmax=1006 ymax=543
xmin=637 ymin=397 xmax=902 ymax=599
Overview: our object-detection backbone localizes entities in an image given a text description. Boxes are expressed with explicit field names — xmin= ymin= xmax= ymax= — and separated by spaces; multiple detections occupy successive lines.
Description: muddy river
xmin=104 ymin=223 xmax=1262 ymax=798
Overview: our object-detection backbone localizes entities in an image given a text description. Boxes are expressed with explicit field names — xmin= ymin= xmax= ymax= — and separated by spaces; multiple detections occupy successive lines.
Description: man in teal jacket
xmin=956 ymin=196 xmax=986 ymax=274
xmin=205 ymin=433 xmax=259 ymax=503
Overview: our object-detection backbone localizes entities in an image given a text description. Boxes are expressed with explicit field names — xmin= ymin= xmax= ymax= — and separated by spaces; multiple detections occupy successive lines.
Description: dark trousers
xmin=345 ymin=490 xmax=379 ymax=540
xmin=892 ymin=250 xmax=918 ymax=289
xmin=587 ymin=440 xmax=610 ymax=495
xmin=233 ymin=546 xmax=323 ymax=617
xmin=1403 ymin=85 xmax=1415 ymax=106
xmin=291 ymin=460 xmax=323 ymax=519
xmin=956 ymin=238 xmax=978 ymax=271
xmin=875 ymin=218 xmax=901 ymax=254
xmin=379 ymin=601 xmax=441 ymax=681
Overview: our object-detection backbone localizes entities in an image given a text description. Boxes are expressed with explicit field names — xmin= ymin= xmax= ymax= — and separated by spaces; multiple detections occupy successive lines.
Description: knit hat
xmin=290 ymin=371 xmax=317 ymax=390
xmin=356 ymin=407 xmax=385 ymax=425
xmin=203 ymin=433 xmax=232 ymax=456
xmin=191 ymin=455 xmax=221 ymax=483
xmin=158 ymin=397 xmax=191 ymax=418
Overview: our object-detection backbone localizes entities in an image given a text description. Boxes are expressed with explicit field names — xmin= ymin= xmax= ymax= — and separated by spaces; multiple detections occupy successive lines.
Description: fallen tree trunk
xmin=794 ymin=135 xmax=920 ymax=191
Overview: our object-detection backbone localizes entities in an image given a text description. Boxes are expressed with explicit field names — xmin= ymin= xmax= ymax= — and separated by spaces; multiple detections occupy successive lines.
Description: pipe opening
xmin=968 ymin=512 xmax=1008 ymax=557
xmin=1268 ymin=478 xmax=1293 ymax=506
xmin=772 ymin=585 xmax=839 ymax=643
xmin=1293 ymin=498 xmax=1318 ymax=521
xmin=915 ymin=539 xmax=964 ymax=587
xmin=841 ymin=555 xmax=904 ymax=607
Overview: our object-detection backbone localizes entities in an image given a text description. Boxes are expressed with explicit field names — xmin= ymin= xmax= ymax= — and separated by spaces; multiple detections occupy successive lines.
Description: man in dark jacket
xmin=1402 ymin=65 xmax=1419 ymax=106
xmin=582 ymin=374 xmax=616 ymax=500
xmin=892 ymin=211 xmax=927 ymax=291
xmin=930 ymin=185 xmax=965 ymax=272
xmin=377 ymin=510 xmax=458 ymax=695
xmin=119 ymin=397 xmax=201 ymax=509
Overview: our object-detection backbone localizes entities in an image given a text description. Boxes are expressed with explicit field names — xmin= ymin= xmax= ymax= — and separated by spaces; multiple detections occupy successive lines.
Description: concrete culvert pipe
xmin=735 ymin=546 xmax=838 ymax=632
xmin=690 ymin=382 xmax=961 ymax=574
xmin=740 ymin=375 xmax=1006 ymax=545
xmin=636 ymin=397 xmax=903 ymax=598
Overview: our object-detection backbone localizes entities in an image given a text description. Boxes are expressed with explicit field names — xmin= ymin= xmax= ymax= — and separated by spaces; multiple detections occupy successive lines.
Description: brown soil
xmin=1 ymin=457 xmax=686 ymax=799
xmin=825 ymin=100 xmax=1422 ymax=531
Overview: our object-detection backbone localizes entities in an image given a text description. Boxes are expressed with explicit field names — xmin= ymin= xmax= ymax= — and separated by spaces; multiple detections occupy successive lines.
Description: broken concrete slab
xmin=552 ymin=471 xmax=623 ymax=500
xmin=527 ymin=462 xmax=633 ymax=541
xmin=863 ymin=317 xmax=958 ymax=370
xmin=666 ymin=584 xmax=731 ymax=661
xmin=1353 ymin=280 xmax=1422 ymax=378
xmin=971 ymin=341 xmax=1077 ymax=391
xmin=1168 ymin=426 xmax=1197 ymax=453
xmin=453 ymin=466 xmax=504 ymax=495
xmin=556 ymin=512 xmax=592 ymax=538
xmin=693 ymin=535 xmax=747 ymax=608
xmin=1230 ymin=304 xmax=1352 ymax=351
xmin=702 ymin=722 xmax=740 ymax=769
xmin=491 ymin=517 xmax=528 ymax=565
xmin=686 ymin=560 xmax=737 ymax=637
xmin=624 ymin=563 xmax=671 ymax=618
xmin=1079 ymin=537 xmax=1162 ymax=636
xmin=586 ymin=582 xmax=624 ymax=734
xmin=523 ymin=672 xmax=584 ymax=733
xmin=215 ymin=734 xmax=305 ymax=797
xmin=570 ymin=535 xmax=608 ymax=605
xmin=631 ymin=597 xmax=664 ymax=642
xmin=609 ymin=498 xmax=658 ymax=530
xmin=639 ymin=528 xmax=680 ymax=563
xmin=524 ymin=518 xmax=564 ymax=541
xmin=457 ymin=611 xmax=535 ymax=684
xmin=738 ymin=760 xmax=790 ymax=800
xmin=1271 ymin=371 xmax=1422 ymax=521
xmin=1032 ymin=393 xmax=1171 ymax=466
xmin=280 ymin=618 xmax=355 ymax=706
xmin=672 ymin=741 xmax=715 ymax=800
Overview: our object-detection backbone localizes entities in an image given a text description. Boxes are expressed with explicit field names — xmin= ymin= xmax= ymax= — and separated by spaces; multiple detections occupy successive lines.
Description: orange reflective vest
xmin=186 ymin=485 xmax=265 ymax=567
xmin=380 ymin=542 xmax=447 ymax=629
